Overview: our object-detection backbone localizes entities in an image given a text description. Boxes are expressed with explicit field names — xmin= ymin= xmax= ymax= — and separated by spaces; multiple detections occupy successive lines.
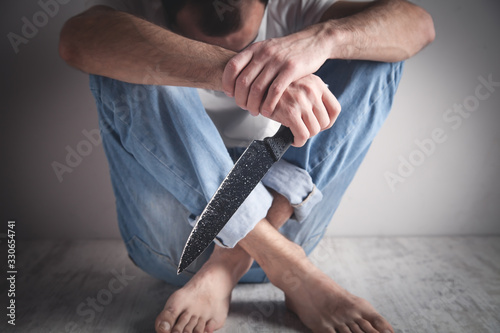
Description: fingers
xmin=290 ymin=118 xmax=311 ymax=148
xmin=312 ymin=96 xmax=331 ymax=131
xmin=322 ymin=87 xmax=342 ymax=129
xmin=245 ymin=64 xmax=279 ymax=115
xmin=260 ymin=63 xmax=297 ymax=117
xmin=299 ymin=92 xmax=322 ymax=137
xmin=268 ymin=75 xmax=341 ymax=147
xmin=223 ymin=46 xmax=272 ymax=116
xmin=225 ymin=55 xmax=341 ymax=147
xmin=223 ymin=42 xmax=299 ymax=117
xmin=234 ymin=63 xmax=266 ymax=116
xmin=294 ymin=80 xmax=341 ymax=147
xmin=222 ymin=49 xmax=253 ymax=98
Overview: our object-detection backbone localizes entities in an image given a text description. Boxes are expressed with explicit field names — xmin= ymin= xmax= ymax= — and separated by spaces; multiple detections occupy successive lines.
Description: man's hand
xmin=222 ymin=28 xmax=330 ymax=118
xmin=270 ymin=74 xmax=340 ymax=147
xmin=221 ymin=0 xmax=434 ymax=144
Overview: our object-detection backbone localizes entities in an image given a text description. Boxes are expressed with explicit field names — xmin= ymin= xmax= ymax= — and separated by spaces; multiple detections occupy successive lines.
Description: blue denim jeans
xmin=89 ymin=59 xmax=403 ymax=286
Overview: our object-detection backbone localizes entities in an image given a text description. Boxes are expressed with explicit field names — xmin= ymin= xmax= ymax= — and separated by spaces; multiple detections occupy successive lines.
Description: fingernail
xmin=383 ymin=330 xmax=391 ymax=333
xmin=159 ymin=321 xmax=170 ymax=332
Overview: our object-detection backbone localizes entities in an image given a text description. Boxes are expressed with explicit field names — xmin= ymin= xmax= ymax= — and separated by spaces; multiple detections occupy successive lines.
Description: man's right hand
xmin=269 ymin=74 xmax=341 ymax=147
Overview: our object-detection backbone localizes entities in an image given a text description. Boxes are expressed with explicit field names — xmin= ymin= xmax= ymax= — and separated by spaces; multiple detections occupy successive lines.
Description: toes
xmin=183 ymin=316 xmax=200 ymax=333
xmin=335 ymin=324 xmax=352 ymax=333
xmin=193 ymin=318 xmax=207 ymax=333
xmin=156 ymin=319 xmax=171 ymax=333
xmin=347 ymin=322 xmax=365 ymax=333
xmin=156 ymin=306 xmax=177 ymax=332
xmin=356 ymin=317 xmax=392 ymax=333
xmin=172 ymin=311 xmax=192 ymax=333
xmin=356 ymin=318 xmax=378 ymax=333
xmin=204 ymin=319 xmax=218 ymax=333
xmin=369 ymin=315 xmax=393 ymax=333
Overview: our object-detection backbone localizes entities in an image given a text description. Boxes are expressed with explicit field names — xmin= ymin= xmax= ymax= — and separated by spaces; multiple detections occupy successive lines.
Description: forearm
xmin=315 ymin=0 xmax=435 ymax=62
xmin=59 ymin=6 xmax=235 ymax=90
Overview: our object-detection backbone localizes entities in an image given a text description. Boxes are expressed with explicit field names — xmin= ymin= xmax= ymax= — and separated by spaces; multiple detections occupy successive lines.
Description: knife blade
xmin=177 ymin=125 xmax=294 ymax=274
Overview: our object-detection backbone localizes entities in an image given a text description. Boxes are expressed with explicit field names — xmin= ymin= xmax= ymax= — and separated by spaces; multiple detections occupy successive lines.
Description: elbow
xmin=420 ymin=8 xmax=436 ymax=46
xmin=59 ymin=6 xmax=113 ymax=72
xmin=59 ymin=17 xmax=87 ymax=71
xmin=402 ymin=5 xmax=435 ymax=59
xmin=59 ymin=20 xmax=79 ymax=68
xmin=414 ymin=5 xmax=435 ymax=50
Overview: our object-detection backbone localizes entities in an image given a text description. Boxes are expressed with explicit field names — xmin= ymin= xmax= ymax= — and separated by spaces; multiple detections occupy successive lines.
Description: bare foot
xmin=276 ymin=247 xmax=393 ymax=333
xmin=239 ymin=221 xmax=393 ymax=333
xmin=155 ymin=191 xmax=293 ymax=333
xmin=155 ymin=246 xmax=252 ymax=333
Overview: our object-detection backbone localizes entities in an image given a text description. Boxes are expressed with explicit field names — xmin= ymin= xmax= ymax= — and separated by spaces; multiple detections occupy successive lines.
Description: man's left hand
xmin=222 ymin=29 xmax=330 ymax=118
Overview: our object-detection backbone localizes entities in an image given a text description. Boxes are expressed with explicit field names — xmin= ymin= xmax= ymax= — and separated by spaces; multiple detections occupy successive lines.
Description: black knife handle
xmin=264 ymin=125 xmax=294 ymax=161
xmin=275 ymin=125 xmax=294 ymax=142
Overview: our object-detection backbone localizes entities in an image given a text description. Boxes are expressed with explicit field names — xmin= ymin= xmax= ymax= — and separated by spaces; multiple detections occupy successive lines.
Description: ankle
xmin=208 ymin=245 xmax=253 ymax=280
xmin=260 ymin=241 xmax=309 ymax=284
xmin=266 ymin=189 xmax=294 ymax=229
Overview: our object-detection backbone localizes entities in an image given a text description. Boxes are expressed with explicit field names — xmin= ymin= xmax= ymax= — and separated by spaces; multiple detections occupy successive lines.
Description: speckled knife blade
xmin=177 ymin=125 xmax=293 ymax=274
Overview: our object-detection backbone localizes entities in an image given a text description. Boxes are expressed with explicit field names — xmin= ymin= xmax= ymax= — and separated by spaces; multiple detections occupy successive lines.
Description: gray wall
xmin=1 ymin=0 xmax=499 ymax=239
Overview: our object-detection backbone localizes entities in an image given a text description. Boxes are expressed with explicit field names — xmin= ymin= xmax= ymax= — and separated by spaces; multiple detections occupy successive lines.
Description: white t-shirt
xmin=85 ymin=0 xmax=336 ymax=147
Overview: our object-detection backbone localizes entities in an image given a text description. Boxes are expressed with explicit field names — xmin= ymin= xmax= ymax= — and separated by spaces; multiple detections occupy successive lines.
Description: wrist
xmin=319 ymin=19 xmax=352 ymax=60
xmin=291 ymin=23 xmax=332 ymax=63
xmin=210 ymin=47 xmax=235 ymax=91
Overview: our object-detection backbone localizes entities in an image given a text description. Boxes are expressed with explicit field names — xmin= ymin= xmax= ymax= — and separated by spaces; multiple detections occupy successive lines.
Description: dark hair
xmin=162 ymin=0 xmax=268 ymax=37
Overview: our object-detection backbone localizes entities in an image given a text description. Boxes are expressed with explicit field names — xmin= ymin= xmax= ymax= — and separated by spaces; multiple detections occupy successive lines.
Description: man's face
xmin=174 ymin=1 xmax=265 ymax=52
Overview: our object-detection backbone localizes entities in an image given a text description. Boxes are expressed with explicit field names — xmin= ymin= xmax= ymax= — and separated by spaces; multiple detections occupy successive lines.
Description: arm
xmin=222 ymin=0 xmax=435 ymax=116
xmin=59 ymin=5 xmax=338 ymax=147
xmin=59 ymin=6 xmax=235 ymax=90
xmin=319 ymin=0 xmax=435 ymax=61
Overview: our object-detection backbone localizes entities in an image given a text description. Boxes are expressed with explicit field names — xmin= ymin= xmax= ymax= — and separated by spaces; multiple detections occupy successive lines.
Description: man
xmin=59 ymin=0 xmax=434 ymax=332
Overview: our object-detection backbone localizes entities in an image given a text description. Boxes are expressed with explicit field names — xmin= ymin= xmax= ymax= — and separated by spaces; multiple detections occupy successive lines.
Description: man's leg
xmin=250 ymin=60 xmax=402 ymax=332
xmin=237 ymin=59 xmax=404 ymax=280
xmin=89 ymin=75 xmax=275 ymax=285
xmin=93 ymin=55 xmax=402 ymax=328
xmin=275 ymin=59 xmax=404 ymax=252
xmin=157 ymin=191 xmax=392 ymax=333
xmin=239 ymin=217 xmax=393 ymax=333
xmin=155 ymin=59 xmax=402 ymax=333
xmin=242 ymin=60 xmax=402 ymax=333
xmin=89 ymin=75 xmax=277 ymax=332
xmin=155 ymin=190 xmax=294 ymax=333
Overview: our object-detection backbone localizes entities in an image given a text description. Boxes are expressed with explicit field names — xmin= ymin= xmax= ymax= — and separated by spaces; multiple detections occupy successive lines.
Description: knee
xmin=125 ymin=235 xmax=191 ymax=287
xmin=317 ymin=60 xmax=403 ymax=107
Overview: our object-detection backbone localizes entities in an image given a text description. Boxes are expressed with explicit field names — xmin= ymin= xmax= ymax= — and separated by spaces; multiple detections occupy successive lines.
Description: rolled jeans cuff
xmin=188 ymin=182 xmax=273 ymax=248
xmin=262 ymin=159 xmax=323 ymax=223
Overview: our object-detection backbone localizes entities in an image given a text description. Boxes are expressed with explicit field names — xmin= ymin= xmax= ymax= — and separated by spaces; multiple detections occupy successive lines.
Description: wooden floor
xmin=1 ymin=237 xmax=499 ymax=332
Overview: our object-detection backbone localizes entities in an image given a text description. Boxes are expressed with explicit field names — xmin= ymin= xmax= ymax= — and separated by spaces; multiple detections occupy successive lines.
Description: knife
xmin=177 ymin=125 xmax=294 ymax=274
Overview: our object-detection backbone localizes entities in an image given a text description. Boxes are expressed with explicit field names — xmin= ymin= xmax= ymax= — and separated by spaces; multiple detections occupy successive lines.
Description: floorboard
xmin=1 ymin=237 xmax=499 ymax=332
